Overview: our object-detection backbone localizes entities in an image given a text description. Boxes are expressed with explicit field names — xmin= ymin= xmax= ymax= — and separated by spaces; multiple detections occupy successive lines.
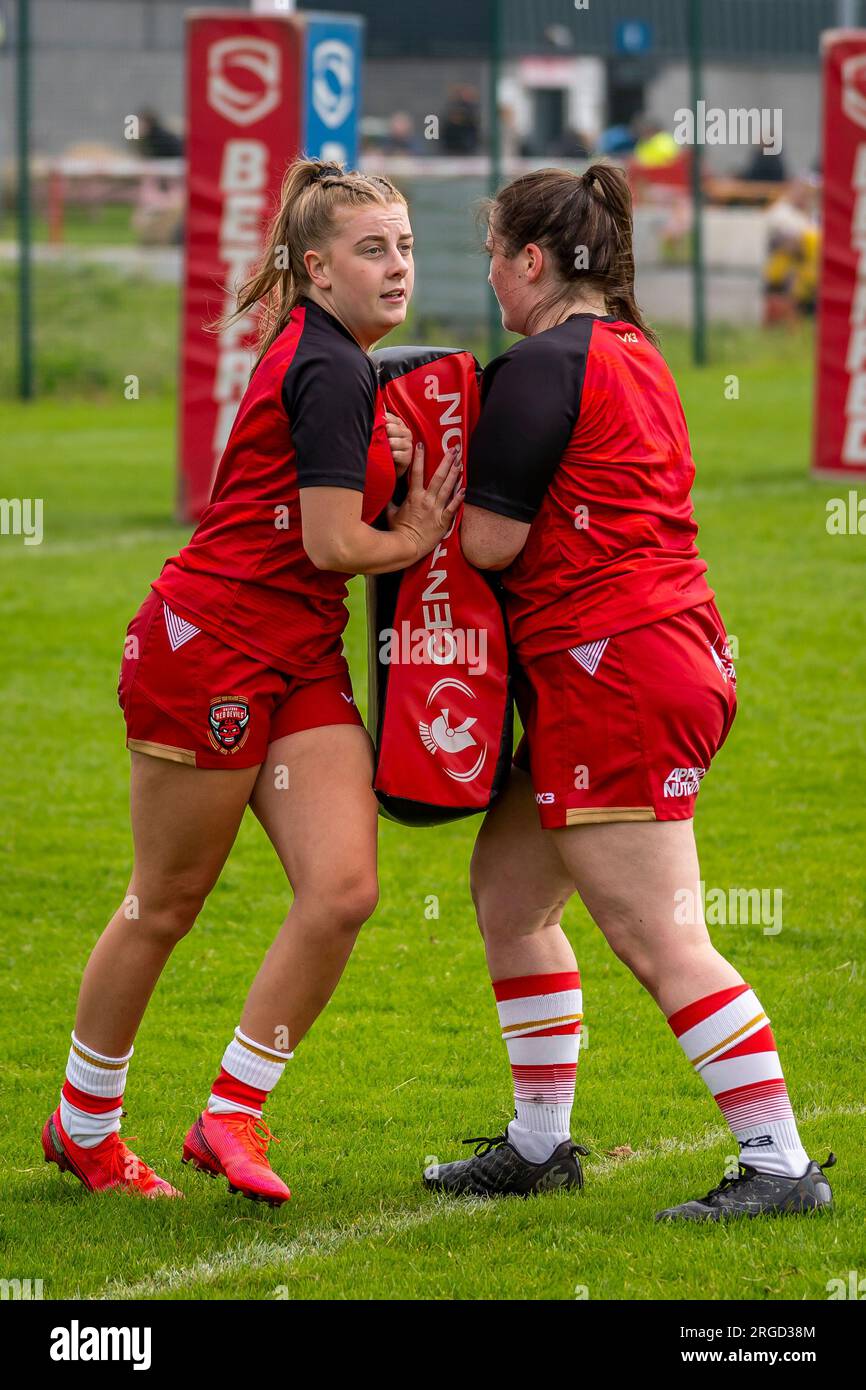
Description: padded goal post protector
xmin=367 ymin=346 xmax=513 ymax=826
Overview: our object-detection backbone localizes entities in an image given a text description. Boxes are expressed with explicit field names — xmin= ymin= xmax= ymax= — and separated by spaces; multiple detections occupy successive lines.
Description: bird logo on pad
xmin=418 ymin=678 xmax=487 ymax=783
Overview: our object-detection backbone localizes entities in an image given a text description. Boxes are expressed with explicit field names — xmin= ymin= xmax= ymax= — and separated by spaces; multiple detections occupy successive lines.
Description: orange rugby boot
xmin=181 ymin=1109 xmax=291 ymax=1206
xmin=42 ymin=1106 xmax=183 ymax=1197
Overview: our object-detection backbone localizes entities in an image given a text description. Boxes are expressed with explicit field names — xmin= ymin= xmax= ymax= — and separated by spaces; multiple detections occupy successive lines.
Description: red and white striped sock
xmin=492 ymin=970 xmax=582 ymax=1163
xmin=207 ymin=1027 xmax=293 ymax=1118
xmin=60 ymin=1032 xmax=132 ymax=1149
xmin=667 ymin=982 xmax=810 ymax=1178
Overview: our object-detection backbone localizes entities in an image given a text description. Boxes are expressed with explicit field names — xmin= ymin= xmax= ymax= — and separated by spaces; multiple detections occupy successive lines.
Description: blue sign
xmin=615 ymin=20 xmax=653 ymax=56
xmin=303 ymin=14 xmax=363 ymax=167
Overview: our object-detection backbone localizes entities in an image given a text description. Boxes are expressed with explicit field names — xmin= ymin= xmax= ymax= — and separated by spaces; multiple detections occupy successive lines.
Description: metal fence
xmin=2 ymin=0 xmax=830 ymax=397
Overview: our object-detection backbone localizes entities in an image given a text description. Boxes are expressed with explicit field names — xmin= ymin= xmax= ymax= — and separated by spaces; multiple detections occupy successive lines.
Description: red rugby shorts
xmin=117 ymin=590 xmax=363 ymax=770
xmin=513 ymin=600 xmax=737 ymax=828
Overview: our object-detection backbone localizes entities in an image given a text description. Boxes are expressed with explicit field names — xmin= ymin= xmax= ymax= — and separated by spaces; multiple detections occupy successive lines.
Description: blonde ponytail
xmin=220 ymin=157 xmax=407 ymax=368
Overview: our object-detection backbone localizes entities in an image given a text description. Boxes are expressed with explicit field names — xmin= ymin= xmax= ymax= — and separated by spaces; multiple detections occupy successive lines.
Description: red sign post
xmin=179 ymin=13 xmax=302 ymax=520
xmin=814 ymin=30 xmax=866 ymax=479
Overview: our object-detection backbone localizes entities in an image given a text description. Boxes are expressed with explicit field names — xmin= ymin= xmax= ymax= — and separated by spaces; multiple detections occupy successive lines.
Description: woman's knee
xmin=295 ymin=869 xmax=379 ymax=931
xmin=592 ymin=904 xmax=710 ymax=996
xmin=125 ymin=876 xmax=210 ymax=944
xmin=608 ymin=933 xmax=657 ymax=992
xmin=471 ymin=855 xmax=568 ymax=943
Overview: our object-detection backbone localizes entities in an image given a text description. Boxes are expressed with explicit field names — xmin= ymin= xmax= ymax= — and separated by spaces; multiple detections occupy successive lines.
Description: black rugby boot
xmin=655 ymin=1152 xmax=836 ymax=1222
xmin=423 ymin=1129 xmax=589 ymax=1198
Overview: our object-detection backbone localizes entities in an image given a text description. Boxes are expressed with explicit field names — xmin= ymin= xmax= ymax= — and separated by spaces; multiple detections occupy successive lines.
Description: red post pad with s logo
xmin=368 ymin=346 xmax=513 ymax=825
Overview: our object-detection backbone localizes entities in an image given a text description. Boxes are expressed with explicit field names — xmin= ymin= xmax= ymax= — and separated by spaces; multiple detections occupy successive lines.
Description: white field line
xmin=0 ymin=528 xmax=185 ymax=561
xmin=99 ymin=1201 xmax=491 ymax=1301
xmin=100 ymin=1101 xmax=862 ymax=1301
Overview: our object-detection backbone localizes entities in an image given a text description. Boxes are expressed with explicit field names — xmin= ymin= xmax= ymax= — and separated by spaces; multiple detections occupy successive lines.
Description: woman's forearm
xmin=304 ymin=518 xmax=421 ymax=575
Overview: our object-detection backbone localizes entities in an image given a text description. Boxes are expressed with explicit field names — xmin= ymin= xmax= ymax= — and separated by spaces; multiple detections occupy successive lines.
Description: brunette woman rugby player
xmin=424 ymin=166 xmax=834 ymax=1220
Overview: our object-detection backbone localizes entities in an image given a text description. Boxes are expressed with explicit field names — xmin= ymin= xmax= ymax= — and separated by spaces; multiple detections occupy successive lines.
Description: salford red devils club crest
xmin=207 ymin=695 xmax=250 ymax=754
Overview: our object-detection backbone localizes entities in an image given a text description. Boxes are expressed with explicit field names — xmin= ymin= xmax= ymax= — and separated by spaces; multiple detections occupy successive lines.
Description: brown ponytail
xmin=220 ymin=156 xmax=407 ymax=368
xmin=483 ymin=161 xmax=658 ymax=345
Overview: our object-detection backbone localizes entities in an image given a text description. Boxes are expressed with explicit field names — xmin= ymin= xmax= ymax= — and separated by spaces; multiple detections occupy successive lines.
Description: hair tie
xmin=312 ymin=162 xmax=344 ymax=184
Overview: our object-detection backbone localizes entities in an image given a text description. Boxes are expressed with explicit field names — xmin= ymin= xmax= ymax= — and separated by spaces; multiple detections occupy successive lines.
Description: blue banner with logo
xmin=303 ymin=14 xmax=363 ymax=167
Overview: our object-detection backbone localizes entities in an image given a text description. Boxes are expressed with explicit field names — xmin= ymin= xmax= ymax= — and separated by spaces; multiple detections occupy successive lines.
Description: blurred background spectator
xmin=136 ymin=109 xmax=184 ymax=159
xmin=741 ymin=136 xmax=788 ymax=183
xmin=763 ymin=174 xmax=820 ymax=322
xmin=441 ymin=85 xmax=481 ymax=155
xmin=597 ymin=122 xmax=638 ymax=156
xmin=632 ymin=116 xmax=681 ymax=170
xmin=382 ymin=111 xmax=423 ymax=157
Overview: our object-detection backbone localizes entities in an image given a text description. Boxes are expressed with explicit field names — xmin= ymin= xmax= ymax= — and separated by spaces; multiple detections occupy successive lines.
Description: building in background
xmin=0 ymin=0 xmax=847 ymax=172
xmin=0 ymin=0 xmax=852 ymax=333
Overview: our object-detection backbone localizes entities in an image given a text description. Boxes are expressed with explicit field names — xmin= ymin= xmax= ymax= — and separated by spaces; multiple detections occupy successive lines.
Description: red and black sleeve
xmin=465 ymin=315 xmax=594 ymax=522
xmin=282 ymin=304 xmax=378 ymax=491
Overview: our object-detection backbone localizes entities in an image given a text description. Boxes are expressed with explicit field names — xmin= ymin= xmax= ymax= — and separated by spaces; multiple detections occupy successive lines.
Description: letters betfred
xmin=212 ymin=140 xmax=270 ymax=471
xmin=180 ymin=16 xmax=301 ymax=519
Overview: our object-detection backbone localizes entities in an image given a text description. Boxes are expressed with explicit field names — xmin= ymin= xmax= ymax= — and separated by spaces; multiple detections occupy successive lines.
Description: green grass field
xmin=0 ymin=203 xmax=138 ymax=247
xmin=1 ymin=314 xmax=864 ymax=1301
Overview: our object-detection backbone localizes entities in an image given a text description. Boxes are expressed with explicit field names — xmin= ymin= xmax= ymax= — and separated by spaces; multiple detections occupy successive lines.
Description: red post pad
xmin=368 ymin=346 xmax=513 ymax=825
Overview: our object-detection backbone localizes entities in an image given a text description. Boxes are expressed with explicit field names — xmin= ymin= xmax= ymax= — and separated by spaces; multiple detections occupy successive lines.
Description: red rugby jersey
xmin=464 ymin=314 xmax=713 ymax=659
xmin=152 ymin=297 xmax=396 ymax=677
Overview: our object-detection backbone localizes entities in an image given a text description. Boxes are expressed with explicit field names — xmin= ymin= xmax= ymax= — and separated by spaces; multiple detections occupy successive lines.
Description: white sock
xmin=207 ymin=1027 xmax=292 ymax=1117
xmin=60 ymin=1032 xmax=133 ymax=1149
xmin=508 ymin=1108 xmax=572 ymax=1164
xmin=493 ymin=970 xmax=582 ymax=1163
xmin=667 ymin=984 xmax=811 ymax=1180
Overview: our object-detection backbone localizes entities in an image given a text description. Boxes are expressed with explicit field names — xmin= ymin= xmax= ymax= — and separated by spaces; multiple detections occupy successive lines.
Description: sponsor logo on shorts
xmin=663 ymin=766 xmax=706 ymax=798
xmin=709 ymin=636 xmax=737 ymax=685
xmin=535 ymin=791 xmax=556 ymax=805
xmin=207 ymin=695 xmax=250 ymax=754
xmin=340 ymin=691 xmax=355 ymax=705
